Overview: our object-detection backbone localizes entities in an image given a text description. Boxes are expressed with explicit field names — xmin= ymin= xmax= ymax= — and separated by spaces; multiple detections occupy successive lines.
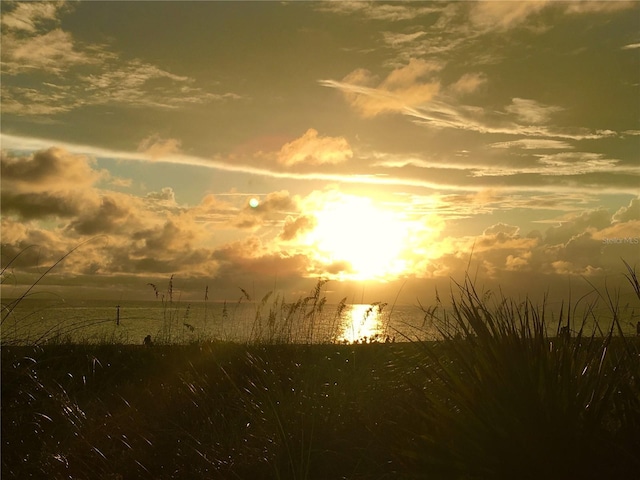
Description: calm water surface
xmin=1 ymin=297 xmax=433 ymax=345
xmin=2 ymin=296 xmax=636 ymax=345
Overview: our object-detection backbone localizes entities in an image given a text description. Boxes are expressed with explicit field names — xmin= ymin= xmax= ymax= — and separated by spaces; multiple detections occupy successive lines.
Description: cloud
xmin=138 ymin=135 xmax=182 ymax=159
xmin=489 ymin=139 xmax=573 ymax=150
xmin=382 ymin=31 xmax=427 ymax=46
xmin=277 ymin=129 xmax=353 ymax=166
xmin=505 ymin=98 xmax=563 ymax=125
xmin=448 ymin=72 xmax=487 ymax=96
xmin=321 ymin=58 xmax=441 ymax=117
xmin=1 ymin=147 xmax=103 ymax=192
xmin=2 ymin=28 xmax=100 ymax=75
xmin=563 ymin=1 xmax=636 ymax=15
xmin=252 ymin=190 xmax=297 ymax=213
xmin=1 ymin=2 xmax=62 ymax=33
xmin=544 ymin=208 xmax=612 ymax=245
xmin=1 ymin=4 xmax=242 ymax=115
xmin=471 ymin=152 xmax=638 ymax=178
xmin=212 ymin=237 xmax=310 ymax=282
xmin=132 ymin=219 xmax=196 ymax=253
xmin=612 ymin=197 xmax=640 ymax=223
xmin=0 ymin=148 xmax=107 ymax=219
xmin=407 ymin=98 xmax=615 ymax=140
xmin=468 ymin=1 xmax=635 ymax=32
xmin=280 ymin=215 xmax=317 ymax=241
xmin=68 ymin=195 xmax=137 ymax=236
xmin=234 ymin=190 xmax=298 ymax=230
xmin=483 ymin=223 xmax=520 ymax=237
xmin=316 ymin=2 xmax=442 ymax=21
xmin=469 ymin=1 xmax=550 ymax=31
xmin=146 ymin=187 xmax=177 ymax=204
xmin=421 ymin=198 xmax=640 ymax=286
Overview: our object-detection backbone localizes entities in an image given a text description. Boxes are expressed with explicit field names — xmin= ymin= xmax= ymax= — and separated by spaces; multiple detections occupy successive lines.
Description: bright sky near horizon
xmin=1 ymin=1 xmax=639 ymax=305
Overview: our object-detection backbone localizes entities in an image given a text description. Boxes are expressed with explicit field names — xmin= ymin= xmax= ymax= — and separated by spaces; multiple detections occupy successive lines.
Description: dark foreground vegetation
xmin=3 ymin=277 xmax=640 ymax=480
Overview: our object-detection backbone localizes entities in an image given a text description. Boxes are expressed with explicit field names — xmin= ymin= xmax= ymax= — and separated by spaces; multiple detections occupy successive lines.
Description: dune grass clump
xmin=399 ymin=275 xmax=640 ymax=479
xmin=1 ymin=342 xmax=419 ymax=479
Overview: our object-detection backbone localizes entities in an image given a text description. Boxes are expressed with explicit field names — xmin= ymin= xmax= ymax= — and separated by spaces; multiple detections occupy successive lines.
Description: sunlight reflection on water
xmin=338 ymin=304 xmax=386 ymax=344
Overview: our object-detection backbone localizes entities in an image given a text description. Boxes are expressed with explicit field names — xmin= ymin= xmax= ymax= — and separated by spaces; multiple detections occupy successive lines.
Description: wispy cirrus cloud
xmin=315 ymin=2 xmax=442 ymax=21
xmin=405 ymin=99 xmax=616 ymax=140
xmin=489 ymin=139 xmax=574 ymax=150
xmin=0 ymin=1 xmax=62 ymax=32
xmin=1 ymin=28 xmax=101 ymax=75
xmin=322 ymin=61 xmax=617 ymax=141
xmin=471 ymin=152 xmax=640 ymax=177
xmin=320 ymin=58 xmax=441 ymax=117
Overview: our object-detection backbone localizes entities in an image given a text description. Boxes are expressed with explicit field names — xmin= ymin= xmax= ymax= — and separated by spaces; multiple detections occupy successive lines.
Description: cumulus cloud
xmin=138 ymin=135 xmax=182 ymax=159
xmin=544 ymin=208 xmax=612 ymax=245
xmin=212 ymin=237 xmax=311 ymax=284
xmin=320 ymin=58 xmax=441 ymax=117
xmin=251 ymin=190 xmax=297 ymax=213
xmin=146 ymin=187 xmax=177 ymax=204
xmin=68 ymin=195 xmax=137 ymax=236
xmin=483 ymin=223 xmax=519 ymax=237
xmin=277 ymin=129 xmax=353 ymax=166
xmin=280 ymin=215 xmax=317 ymax=241
xmin=0 ymin=148 xmax=105 ymax=220
xmin=132 ymin=219 xmax=196 ymax=253
xmin=1 ymin=148 xmax=103 ymax=192
xmin=612 ymin=197 xmax=640 ymax=223
xmin=234 ymin=190 xmax=298 ymax=230
xmin=420 ymin=198 xmax=640 ymax=287
xmin=1 ymin=191 xmax=93 ymax=220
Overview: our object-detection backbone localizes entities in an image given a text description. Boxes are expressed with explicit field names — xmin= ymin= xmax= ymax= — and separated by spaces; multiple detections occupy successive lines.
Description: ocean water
xmin=0 ymin=297 xmax=434 ymax=345
xmin=2 ymin=296 xmax=636 ymax=345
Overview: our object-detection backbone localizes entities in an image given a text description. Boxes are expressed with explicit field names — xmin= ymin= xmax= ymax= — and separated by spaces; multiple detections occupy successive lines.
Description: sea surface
xmin=1 ymin=297 xmax=435 ymax=345
xmin=2 ymin=296 xmax=636 ymax=345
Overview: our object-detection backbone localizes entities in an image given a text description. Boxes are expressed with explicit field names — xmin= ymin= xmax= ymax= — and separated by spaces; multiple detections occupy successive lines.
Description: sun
xmin=301 ymin=194 xmax=410 ymax=281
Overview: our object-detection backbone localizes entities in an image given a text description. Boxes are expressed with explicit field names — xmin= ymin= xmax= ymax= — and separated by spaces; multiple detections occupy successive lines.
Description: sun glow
xmin=302 ymin=194 xmax=411 ymax=280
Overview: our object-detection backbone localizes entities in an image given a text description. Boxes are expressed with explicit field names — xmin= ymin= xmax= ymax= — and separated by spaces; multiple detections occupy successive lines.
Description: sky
xmin=1 ymin=0 xmax=639 ymax=307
